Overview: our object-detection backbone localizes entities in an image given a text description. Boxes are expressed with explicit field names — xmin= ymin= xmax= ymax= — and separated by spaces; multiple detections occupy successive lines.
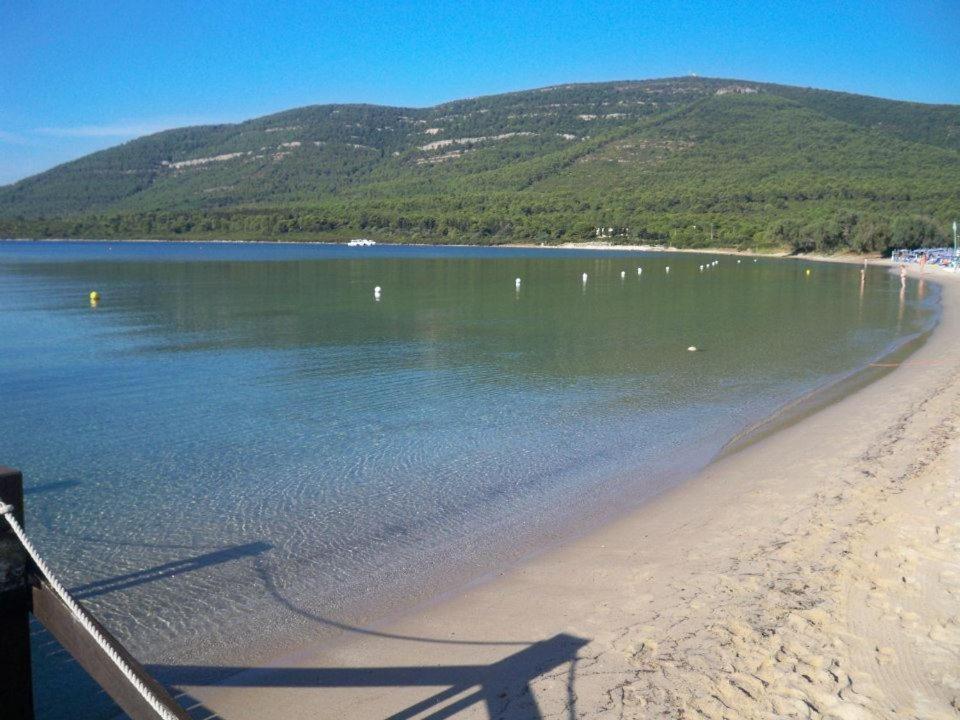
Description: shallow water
xmin=0 ymin=241 xmax=936 ymax=718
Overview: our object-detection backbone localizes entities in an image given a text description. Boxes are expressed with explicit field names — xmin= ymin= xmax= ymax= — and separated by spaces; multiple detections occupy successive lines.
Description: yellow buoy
xmin=805 ymin=269 xmax=811 ymax=276
xmin=89 ymin=291 xmax=100 ymax=301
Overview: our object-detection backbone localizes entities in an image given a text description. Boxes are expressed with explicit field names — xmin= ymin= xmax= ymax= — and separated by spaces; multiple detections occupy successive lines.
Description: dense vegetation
xmin=1 ymin=77 xmax=958 ymax=253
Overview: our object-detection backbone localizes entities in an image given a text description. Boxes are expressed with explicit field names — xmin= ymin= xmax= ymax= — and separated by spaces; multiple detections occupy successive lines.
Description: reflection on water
xmin=0 ymin=242 xmax=937 ymax=720
xmin=900 ymin=280 xmax=907 ymax=328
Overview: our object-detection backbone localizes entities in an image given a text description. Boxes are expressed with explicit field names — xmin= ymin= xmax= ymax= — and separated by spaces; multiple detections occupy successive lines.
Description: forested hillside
xmin=1 ymin=76 xmax=958 ymax=252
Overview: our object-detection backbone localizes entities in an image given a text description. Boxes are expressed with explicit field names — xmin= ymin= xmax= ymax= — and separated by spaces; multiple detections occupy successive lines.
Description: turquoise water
xmin=0 ymin=241 xmax=936 ymax=718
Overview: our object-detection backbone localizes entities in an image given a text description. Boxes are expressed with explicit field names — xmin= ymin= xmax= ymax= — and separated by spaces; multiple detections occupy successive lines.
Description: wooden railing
xmin=0 ymin=466 xmax=191 ymax=720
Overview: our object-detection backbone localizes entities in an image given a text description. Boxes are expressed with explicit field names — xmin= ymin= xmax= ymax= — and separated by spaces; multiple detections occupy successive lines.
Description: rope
xmin=1 ymin=503 xmax=181 ymax=720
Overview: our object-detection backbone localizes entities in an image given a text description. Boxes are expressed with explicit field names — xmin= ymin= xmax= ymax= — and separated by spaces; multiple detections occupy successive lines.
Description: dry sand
xmin=178 ymin=265 xmax=960 ymax=720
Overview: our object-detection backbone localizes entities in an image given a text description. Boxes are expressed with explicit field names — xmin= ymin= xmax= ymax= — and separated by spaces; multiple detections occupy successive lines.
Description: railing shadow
xmin=152 ymin=632 xmax=589 ymax=720
xmin=24 ymin=479 xmax=81 ymax=495
xmin=70 ymin=541 xmax=272 ymax=600
xmin=37 ymin=537 xmax=586 ymax=719
xmin=170 ymin=691 xmax=227 ymax=720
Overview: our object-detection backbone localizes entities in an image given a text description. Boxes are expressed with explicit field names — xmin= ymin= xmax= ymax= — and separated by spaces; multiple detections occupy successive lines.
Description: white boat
xmin=347 ymin=238 xmax=376 ymax=247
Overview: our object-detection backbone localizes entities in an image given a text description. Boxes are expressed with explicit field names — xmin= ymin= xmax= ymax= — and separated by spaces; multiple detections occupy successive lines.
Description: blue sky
xmin=2 ymin=0 xmax=958 ymax=185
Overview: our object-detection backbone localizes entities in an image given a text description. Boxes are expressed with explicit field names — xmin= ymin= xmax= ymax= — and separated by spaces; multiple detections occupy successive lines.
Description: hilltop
xmin=1 ymin=77 xmax=958 ymax=251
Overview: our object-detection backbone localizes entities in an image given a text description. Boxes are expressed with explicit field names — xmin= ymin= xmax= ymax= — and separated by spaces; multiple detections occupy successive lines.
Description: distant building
xmin=595 ymin=226 xmax=630 ymax=239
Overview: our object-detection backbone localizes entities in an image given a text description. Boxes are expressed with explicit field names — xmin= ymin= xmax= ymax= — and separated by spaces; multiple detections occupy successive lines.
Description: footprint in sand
xmin=875 ymin=646 xmax=897 ymax=665
xmin=929 ymin=619 xmax=960 ymax=645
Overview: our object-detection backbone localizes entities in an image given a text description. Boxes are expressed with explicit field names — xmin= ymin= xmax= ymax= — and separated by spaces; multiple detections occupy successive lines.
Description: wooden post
xmin=0 ymin=466 xmax=34 ymax=720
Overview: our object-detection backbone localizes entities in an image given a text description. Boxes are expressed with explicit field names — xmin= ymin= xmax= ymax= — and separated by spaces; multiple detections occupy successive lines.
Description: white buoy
xmin=637 ymin=267 xmax=642 ymax=275
xmin=582 ymin=272 xmax=588 ymax=283
xmin=687 ymin=346 xmax=698 ymax=352
xmin=515 ymin=277 xmax=522 ymax=288
xmin=374 ymin=286 xmax=381 ymax=300
xmin=737 ymin=259 xmax=741 ymax=264
xmin=699 ymin=265 xmax=704 ymax=271
xmin=753 ymin=258 xmax=758 ymax=263
xmin=665 ymin=266 xmax=670 ymax=273
xmin=620 ymin=270 xmax=626 ymax=279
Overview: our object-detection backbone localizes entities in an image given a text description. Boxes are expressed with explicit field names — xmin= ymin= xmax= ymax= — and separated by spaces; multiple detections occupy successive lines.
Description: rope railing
xmin=0 ymin=500 xmax=180 ymax=720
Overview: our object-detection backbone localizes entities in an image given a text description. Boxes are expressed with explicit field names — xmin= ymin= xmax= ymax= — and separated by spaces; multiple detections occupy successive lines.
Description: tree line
xmin=1 ymin=206 xmax=952 ymax=254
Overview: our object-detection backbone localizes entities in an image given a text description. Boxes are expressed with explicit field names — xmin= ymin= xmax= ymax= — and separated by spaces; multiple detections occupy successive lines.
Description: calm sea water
xmin=0 ymin=241 xmax=936 ymax=718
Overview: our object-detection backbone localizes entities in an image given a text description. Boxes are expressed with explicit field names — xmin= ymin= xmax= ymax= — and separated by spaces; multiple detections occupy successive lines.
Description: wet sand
xmin=177 ymin=264 xmax=960 ymax=719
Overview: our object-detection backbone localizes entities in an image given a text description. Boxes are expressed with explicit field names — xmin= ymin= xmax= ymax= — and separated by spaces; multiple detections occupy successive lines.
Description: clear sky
xmin=2 ymin=0 xmax=958 ymax=185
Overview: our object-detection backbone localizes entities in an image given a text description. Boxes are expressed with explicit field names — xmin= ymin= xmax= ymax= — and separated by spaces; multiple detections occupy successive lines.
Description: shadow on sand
xmin=39 ymin=538 xmax=588 ymax=719
xmin=154 ymin=632 xmax=589 ymax=720
xmin=149 ymin=554 xmax=590 ymax=719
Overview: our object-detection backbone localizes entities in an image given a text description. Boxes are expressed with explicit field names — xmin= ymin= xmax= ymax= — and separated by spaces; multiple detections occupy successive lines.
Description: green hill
xmin=1 ymin=77 xmax=958 ymax=252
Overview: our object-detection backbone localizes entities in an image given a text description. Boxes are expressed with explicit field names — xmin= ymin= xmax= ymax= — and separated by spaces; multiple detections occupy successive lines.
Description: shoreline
xmin=3 ymin=236 xmax=900 ymax=275
xmin=717 ymin=292 xmax=939 ymax=460
xmin=0 ymin=235 xmax=828 ymax=257
xmin=170 ymin=265 xmax=960 ymax=718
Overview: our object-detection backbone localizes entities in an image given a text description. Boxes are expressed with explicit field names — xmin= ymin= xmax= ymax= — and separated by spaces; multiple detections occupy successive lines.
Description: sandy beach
xmin=172 ymin=263 xmax=960 ymax=720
